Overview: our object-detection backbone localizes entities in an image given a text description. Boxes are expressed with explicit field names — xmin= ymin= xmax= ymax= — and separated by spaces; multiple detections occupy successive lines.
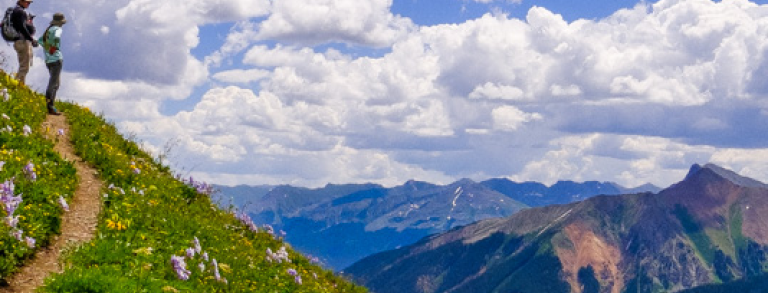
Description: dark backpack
xmin=1 ymin=7 xmax=20 ymax=41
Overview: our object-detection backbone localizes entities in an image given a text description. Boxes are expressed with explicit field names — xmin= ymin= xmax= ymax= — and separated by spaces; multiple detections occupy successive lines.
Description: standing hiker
xmin=11 ymin=0 xmax=38 ymax=85
xmin=38 ymin=13 xmax=65 ymax=115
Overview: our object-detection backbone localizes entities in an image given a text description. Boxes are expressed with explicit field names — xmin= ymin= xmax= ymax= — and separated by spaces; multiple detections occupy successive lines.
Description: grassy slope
xmin=0 ymin=72 xmax=366 ymax=292
xmin=680 ymin=273 xmax=768 ymax=293
xmin=0 ymin=73 xmax=78 ymax=279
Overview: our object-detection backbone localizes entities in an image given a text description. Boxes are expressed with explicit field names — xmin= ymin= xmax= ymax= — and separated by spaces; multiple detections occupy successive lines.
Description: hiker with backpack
xmin=9 ymin=0 xmax=38 ymax=85
xmin=38 ymin=13 xmax=65 ymax=115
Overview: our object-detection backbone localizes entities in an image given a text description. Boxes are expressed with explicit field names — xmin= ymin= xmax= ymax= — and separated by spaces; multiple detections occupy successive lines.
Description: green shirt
xmin=38 ymin=26 xmax=63 ymax=63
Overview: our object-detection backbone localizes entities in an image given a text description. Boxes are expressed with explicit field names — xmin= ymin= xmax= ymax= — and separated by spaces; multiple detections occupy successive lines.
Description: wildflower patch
xmin=38 ymin=102 xmax=367 ymax=292
xmin=0 ymin=72 xmax=78 ymax=280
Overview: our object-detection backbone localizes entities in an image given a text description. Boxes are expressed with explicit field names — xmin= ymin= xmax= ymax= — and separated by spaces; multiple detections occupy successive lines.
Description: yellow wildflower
xmin=132 ymin=247 xmax=153 ymax=256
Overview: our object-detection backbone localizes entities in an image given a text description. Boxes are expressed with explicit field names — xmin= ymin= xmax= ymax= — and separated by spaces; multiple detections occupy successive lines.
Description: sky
xmin=4 ymin=0 xmax=768 ymax=189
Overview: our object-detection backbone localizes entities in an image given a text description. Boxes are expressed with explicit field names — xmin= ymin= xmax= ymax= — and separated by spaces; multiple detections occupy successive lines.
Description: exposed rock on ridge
xmin=345 ymin=164 xmax=768 ymax=293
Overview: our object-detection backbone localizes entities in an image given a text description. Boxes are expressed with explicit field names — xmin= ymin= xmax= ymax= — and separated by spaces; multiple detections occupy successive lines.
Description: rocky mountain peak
xmin=451 ymin=178 xmax=477 ymax=187
xmin=684 ymin=163 xmax=704 ymax=180
xmin=346 ymin=165 xmax=768 ymax=293
xmin=683 ymin=163 xmax=767 ymax=189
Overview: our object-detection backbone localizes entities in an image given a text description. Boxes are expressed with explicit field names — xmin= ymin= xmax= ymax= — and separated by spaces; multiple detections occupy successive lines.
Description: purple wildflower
xmin=6 ymin=216 xmax=18 ymax=228
xmin=58 ymin=196 xmax=69 ymax=212
xmin=184 ymin=176 xmax=213 ymax=195
xmin=208 ymin=259 xmax=228 ymax=283
xmin=266 ymin=246 xmax=290 ymax=264
xmin=11 ymin=229 xmax=22 ymax=241
xmin=0 ymin=180 xmax=13 ymax=198
xmin=198 ymin=183 xmax=211 ymax=194
xmin=307 ymin=255 xmax=320 ymax=264
xmin=193 ymin=237 xmax=201 ymax=254
xmin=212 ymin=259 xmax=223 ymax=282
xmin=0 ymin=161 xmax=5 ymax=170
xmin=57 ymin=129 xmax=65 ymax=136
xmin=295 ymin=275 xmax=302 ymax=285
xmin=25 ymin=236 xmax=35 ymax=248
xmin=287 ymin=268 xmax=298 ymax=276
xmin=198 ymin=262 xmax=205 ymax=272
xmin=2 ymin=193 xmax=22 ymax=216
xmin=22 ymin=125 xmax=31 ymax=136
xmin=0 ymin=113 xmax=7 ymax=120
xmin=263 ymin=224 xmax=275 ymax=236
xmin=202 ymin=251 xmax=209 ymax=262
xmin=23 ymin=162 xmax=36 ymax=181
xmin=186 ymin=247 xmax=196 ymax=258
xmin=171 ymin=255 xmax=191 ymax=280
xmin=237 ymin=212 xmax=258 ymax=232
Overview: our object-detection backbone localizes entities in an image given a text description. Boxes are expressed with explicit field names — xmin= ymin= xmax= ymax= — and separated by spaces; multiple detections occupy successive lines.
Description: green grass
xmin=0 ymin=71 xmax=366 ymax=292
xmin=673 ymin=205 xmax=716 ymax=265
xmin=729 ymin=203 xmax=746 ymax=253
xmin=0 ymin=72 xmax=78 ymax=279
xmin=707 ymin=229 xmax=734 ymax=261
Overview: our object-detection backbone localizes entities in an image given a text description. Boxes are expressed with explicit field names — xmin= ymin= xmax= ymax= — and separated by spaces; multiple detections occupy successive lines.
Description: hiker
xmin=11 ymin=0 xmax=38 ymax=84
xmin=38 ymin=13 xmax=65 ymax=115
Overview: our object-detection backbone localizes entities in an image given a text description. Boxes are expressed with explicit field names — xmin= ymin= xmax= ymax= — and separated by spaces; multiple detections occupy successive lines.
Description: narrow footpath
xmin=0 ymin=114 xmax=103 ymax=293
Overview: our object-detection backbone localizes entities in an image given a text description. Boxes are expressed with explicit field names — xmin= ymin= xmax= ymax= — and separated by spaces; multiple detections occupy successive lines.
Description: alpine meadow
xmin=3 ymin=0 xmax=768 ymax=292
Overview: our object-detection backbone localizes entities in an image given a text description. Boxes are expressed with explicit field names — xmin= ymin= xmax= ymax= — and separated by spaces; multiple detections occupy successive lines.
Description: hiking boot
xmin=48 ymin=107 xmax=62 ymax=115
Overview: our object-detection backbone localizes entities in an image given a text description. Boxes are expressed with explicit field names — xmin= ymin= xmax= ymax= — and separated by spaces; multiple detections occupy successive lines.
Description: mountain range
xmin=344 ymin=164 xmax=768 ymax=293
xmin=213 ymin=178 xmax=660 ymax=270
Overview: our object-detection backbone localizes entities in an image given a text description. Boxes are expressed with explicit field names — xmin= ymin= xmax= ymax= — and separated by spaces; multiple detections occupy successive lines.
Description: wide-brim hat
xmin=50 ymin=13 xmax=66 ymax=25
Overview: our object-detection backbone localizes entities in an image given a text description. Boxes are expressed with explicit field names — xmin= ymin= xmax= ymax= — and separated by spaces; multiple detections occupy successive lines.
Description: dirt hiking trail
xmin=1 ymin=114 xmax=103 ymax=293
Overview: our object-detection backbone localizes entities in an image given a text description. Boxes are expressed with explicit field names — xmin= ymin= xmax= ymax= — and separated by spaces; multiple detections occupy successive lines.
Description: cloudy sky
xmin=5 ymin=0 xmax=768 ymax=189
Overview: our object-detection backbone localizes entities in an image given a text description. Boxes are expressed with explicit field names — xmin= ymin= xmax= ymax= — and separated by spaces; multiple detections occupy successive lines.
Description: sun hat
xmin=50 ymin=13 xmax=66 ymax=26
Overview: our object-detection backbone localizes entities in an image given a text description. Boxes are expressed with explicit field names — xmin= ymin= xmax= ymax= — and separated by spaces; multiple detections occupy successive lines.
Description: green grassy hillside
xmin=0 ymin=74 xmax=78 ymax=280
xmin=681 ymin=274 xmax=768 ymax=293
xmin=0 ymin=72 xmax=366 ymax=292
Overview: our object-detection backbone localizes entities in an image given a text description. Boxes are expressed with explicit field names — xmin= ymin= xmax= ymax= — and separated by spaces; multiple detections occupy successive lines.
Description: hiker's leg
xmin=45 ymin=61 xmax=62 ymax=109
xmin=14 ymin=40 xmax=31 ymax=84
xmin=27 ymin=41 xmax=32 ymax=67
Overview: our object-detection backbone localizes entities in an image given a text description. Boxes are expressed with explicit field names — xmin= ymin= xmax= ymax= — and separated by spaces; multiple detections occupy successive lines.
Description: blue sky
xmin=392 ymin=0 xmax=647 ymax=25
xmin=5 ymin=0 xmax=768 ymax=189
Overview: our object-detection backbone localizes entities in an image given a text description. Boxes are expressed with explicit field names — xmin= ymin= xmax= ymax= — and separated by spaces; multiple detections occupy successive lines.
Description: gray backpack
xmin=1 ymin=7 xmax=20 ymax=41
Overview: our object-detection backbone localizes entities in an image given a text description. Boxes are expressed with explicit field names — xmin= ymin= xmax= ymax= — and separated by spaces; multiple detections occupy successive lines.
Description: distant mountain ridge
xmin=480 ymin=178 xmax=661 ymax=207
xmin=345 ymin=164 xmax=768 ymax=293
xmin=213 ymin=178 xmax=659 ymax=270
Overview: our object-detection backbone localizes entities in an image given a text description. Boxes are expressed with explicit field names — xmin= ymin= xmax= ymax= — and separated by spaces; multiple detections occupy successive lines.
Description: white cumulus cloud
xmin=257 ymin=0 xmax=416 ymax=47
xmin=7 ymin=0 xmax=768 ymax=189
